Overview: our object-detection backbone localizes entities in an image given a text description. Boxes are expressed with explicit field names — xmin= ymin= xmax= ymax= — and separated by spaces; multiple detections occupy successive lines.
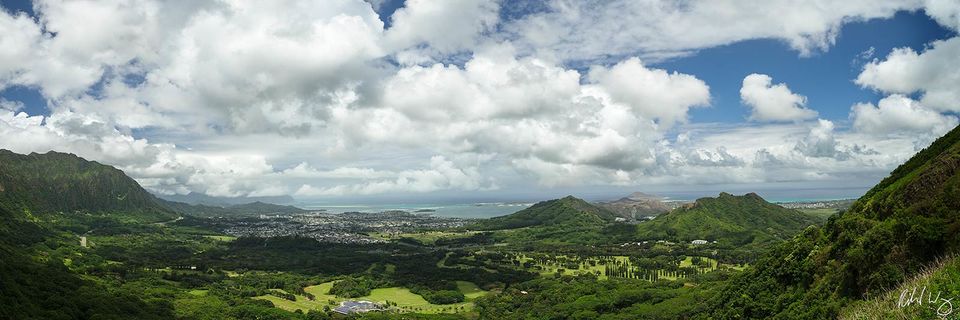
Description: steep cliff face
xmin=0 ymin=149 xmax=175 ymax=221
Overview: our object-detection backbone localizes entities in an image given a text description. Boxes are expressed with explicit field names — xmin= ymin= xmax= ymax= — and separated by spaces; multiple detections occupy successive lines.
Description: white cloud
xmin=0 ymin=98 xmax=24 ymax=112
xmin=925 ymin=0 xmax=960 ymax=31
xmin=740 ymin=73 xmax=818 ymax=122
xmin=794 ymin=119 xmax=847 ymax=159
xmin=504 ymin=0 xmax=926 ymax=62
xmin=294 ymin=156 xmax=494 ymax=196
xmin=386 ymin=0 xmax=499 ymax=55
xmin=587 ymin=57 xmax=711 ymax=126
xmin=851 ymin=94 xmax=958 ymax=136
xmin=856 ymin=37 xmax=960 ymax=112
xmin=0 ymin=0 xmax=953 ymax=199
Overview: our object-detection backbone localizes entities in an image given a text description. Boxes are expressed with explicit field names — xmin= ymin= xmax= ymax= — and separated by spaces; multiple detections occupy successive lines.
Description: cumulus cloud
xmin=503 ymin=0 xmax=927 ymax=62
xmin=0 ymin=98 xmax=24 ymax=112
xmin=587 ymin=58 xmax=711 ymax=126
xmin=794 ymin=119 xmax=848 ymax=159
xmin=856 ymin=37 xmax=960 ymax=112
xmin=925 ymin=0 xmax=960 ymax=31
xmin=0 ymin=0 xmax=953 ymax=198
xmin=386 ymin=0 xmax=499 ymax=55
xmin=851 ymin=94 xmax=958 ymax=136
xmin=294 ymin=156 xmax=495 ymax=196
xmin=740 ymin=73 xmax=818 ymax=122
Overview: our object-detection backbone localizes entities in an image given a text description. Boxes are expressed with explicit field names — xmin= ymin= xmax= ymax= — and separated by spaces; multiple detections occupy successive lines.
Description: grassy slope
xmin=841 ymin=255 xmax=960 ymax=320
xmin=256 ymin=281 xmax=489 ymax=314
xmin=707 ymin=125 xmax=960 ymax=319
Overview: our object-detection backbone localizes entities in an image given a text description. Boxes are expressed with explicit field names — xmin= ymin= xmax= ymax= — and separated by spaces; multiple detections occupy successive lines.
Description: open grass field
xmin=253 ymin=289 xmax=328 ymax=312
xmin=202 ymin=235 xmax=237 ymax=242
xmin=456 ymin=281 xmax=486 ymax=300
xmin=188 ymin=289 xmax=208 ymax=296
xmin=255 ymin=280 xmax=488 ymax=314
xmin=798 ymin=208 xmax=840 ymax=221
xmin=365 ymin=287 xmax=474 ymax=313
xmin=371 ymin=231 xmax=480 ymax=245
xmin=303 ymin=281 xmax=340 ymax=303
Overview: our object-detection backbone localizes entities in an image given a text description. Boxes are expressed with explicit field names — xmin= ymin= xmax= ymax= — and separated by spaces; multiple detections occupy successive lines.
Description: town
xmin=204 ymin=210 xmax=472 ymax=244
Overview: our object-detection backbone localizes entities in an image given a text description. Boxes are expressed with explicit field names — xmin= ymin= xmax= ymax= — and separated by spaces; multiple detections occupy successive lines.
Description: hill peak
xmin=472 ymin=195 xmax=619 ymax=230
xmin=638 ymin=191 xmax=818 ymax=246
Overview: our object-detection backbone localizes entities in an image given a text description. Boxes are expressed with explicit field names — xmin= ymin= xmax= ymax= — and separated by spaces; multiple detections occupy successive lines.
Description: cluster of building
xmin=333 ymin=300 xmax=384 ymax=315
xmin=777 ymin=199 xmax=854 ymax=210
xmin=207 ymin=211 xmax=470 ymax=244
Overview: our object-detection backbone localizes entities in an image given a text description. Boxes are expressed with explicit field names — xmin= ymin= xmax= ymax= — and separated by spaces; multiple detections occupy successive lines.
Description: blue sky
xmin=661 ymin=11 xmax=954 ymax=125
xmin=2 ymin=3 xmax=952 ymax=127
xmin=1 ymin=1 xmax=959 ymax=202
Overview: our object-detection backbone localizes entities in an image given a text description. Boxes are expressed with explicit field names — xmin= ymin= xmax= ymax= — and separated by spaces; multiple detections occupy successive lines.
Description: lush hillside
xmin=0 ymin=150 xmax=175 ymax=222
xmin=158 ymin=199 xmax=307 ymax=217
xmin=840 ymin=255 xmax=960 ymax=319
xmin=635 ymin=192 xmax=820 ymax=246
xmin=0 ymin=165 xmax=174 ymax=319
xmin=472 ymin=196 xmax=620 ymax=230
xmin=708 ymin=125 xmax=960 ymax=319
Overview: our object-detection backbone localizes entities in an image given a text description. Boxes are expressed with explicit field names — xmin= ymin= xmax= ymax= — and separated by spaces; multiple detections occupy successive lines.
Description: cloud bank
xmin=0 ymin=0 xmax=958 ymax=199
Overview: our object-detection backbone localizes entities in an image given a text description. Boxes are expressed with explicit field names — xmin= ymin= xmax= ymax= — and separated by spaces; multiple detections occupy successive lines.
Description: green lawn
xmin=188 ymin=289 xmax=208 ymax=296
xmin=256 ymin=281 xmax=488 ymax=314
xmin=253 ymin=290 xmax=324 ymax=313
xmin=798 ymin=208 xmax=840 ymax=221
xmin=203 ymin=235 xmax=237 ymax=242
xmin=365 ymin=287 xmax=474 ymax=314
xmin=371 ymin=231 xmax=480 ymax=245
xmin=303 ymin=281 xmax=340 ymax=304
xmin=456 ymin=281 xmax=485 ymax=300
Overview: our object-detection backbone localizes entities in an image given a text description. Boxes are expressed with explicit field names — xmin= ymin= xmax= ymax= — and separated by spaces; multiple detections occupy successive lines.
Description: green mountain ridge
xmin=0 ymin=149 xmax=175 ymax=222
xmin=0 ymin=149 xmax=306 ymax=221
xmin=472 ymin=195 xmax=620 ymax=230
xmin=635 ymin=192 xmax=821 ymax=246
xmin=709 ymin=125 xmax=960 ymax=319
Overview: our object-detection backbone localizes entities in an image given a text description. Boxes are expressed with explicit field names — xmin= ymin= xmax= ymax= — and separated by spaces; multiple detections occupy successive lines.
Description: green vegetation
xmin=636 ymin=192 xmax=821 ymax=247
xmin=6 ymin=120 xmax=960 ymax=320
xmin=371 ymin=230 xmax=481 ymax=246
xmin=840 ymin=255 xmax=960 ymax=319
xmin=472 ymin=196 xmax=619 ymax=230
xmin=707 ymin=125 xmax=960 ymax=319
xmin=252 ymin=280 xmax=487 ymax=314
xmin=0 ymin=149 xmax=176 ymax=222
xmin=475 ymin=276 xmax=724 ymax=320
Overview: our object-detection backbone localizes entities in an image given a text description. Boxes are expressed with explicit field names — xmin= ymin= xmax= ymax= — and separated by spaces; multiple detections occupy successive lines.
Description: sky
xmin=1 ymin=0 xmax=959 ymax=203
